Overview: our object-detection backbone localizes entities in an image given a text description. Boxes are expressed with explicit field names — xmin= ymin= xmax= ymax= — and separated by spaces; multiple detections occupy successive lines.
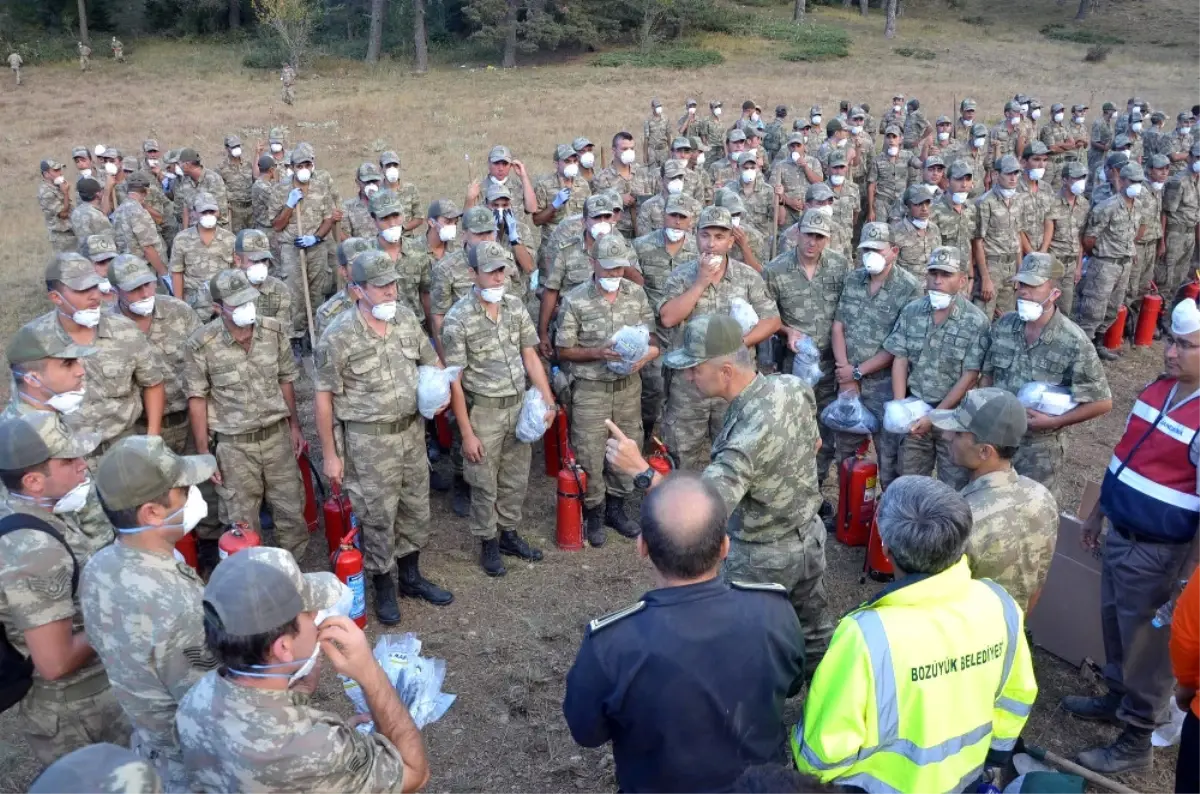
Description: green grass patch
xmin=593 ymin=47 xmax=725 ymax=68
xmin=894 ymin=46 xmax=936 ymax=60
xmin=960 ymin=15 xmax=991 ymax=27
xmin=733 ymin=19 xmax=848 ymax=61
xmin=1039 ymin=23 xmax=1123 ymax=45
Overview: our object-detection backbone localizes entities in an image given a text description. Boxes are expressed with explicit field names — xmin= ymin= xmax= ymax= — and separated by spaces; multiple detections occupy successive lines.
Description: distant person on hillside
xmin=281 ymin=62 xmax=296 ymax=105
xmin=8 ymin=51 xmax=22 ymax=85
xmin=77 ymin=40 xmax=90 ymax=71
xmin=111 ymin=36 xmax=124 ymax=62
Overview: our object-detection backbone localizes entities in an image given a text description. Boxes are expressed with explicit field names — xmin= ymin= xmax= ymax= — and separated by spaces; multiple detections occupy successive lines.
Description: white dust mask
xmin=295 ymin=167 xmax=312 ymax=183
xmin=245 ymin=263 xmax=269 ymax=284
xmin=477 ymin=285 xmax=505 ymax=303
xmin=438 ymin=224 xmax=458 ymax=242
xmin=103 ymin=162 xmax=119 ymax=175
xmin=580 ymin=152 xmax=595 ymax=169
xmin=1017 ymin=298 xmax=1046 ymax=322
xmin=79 ymin=168 xmax=93 ymax=178
xmin=270 ymin=143 xmax=283 ymax=153
xmin=664 ymin=227 xmax=685 ymax=242
xmin=911 ymin=217 xmax=928 ymax=229
xmin=381 ymin=227 xmax=403 ymax=244
xmin=1053 ymin=113 xmax=1064 ymax=123
xmin=562 ymin=163 xmax=580 ymax=179
xmin=230 ymin=302 xmax=257 ymax=327
xmin=973 ymin=137 xmax=986 ymax=149
xmin=830 ymin=174 xmax=845 ymax=186
xmin=590 ymin=222 xmax=612 ymax=238
xmin=1031 ymin=109 xmax=1041 ymax=120
xmin=128 ymin=295 xmax=156 ymax=316
xmin=938 ymin=131 xmax=949 ymax=142
xmin=199 ymin=215 xmax=218 ymax=229
xmin=888 ymin=146 xmax=900 ymax=156
xmin=951 ymin=192 xmax=969 ymax=205
xmin=363 ymin=183 xmax=379 ymax=197
xmin=53 ymin=175 xmax=66 ymax=186
xmin=1125 ymin=183 xmax=1143 ymax=198
xmin=740 ymin=169 xmax=756 ymax=184
xmin=862 ymin=251 xmax=887 ymax=274
xmin=1028 ymin=167 xmax=1045 ymax=181
xmin=56 ymin=293 xmax=100 ymax=328
xmin=369 ymin=300 xmax=397 ymax=322
xmin=666 ymin=179 xmax=684 ymax=195
xmin=53 ymin=479 xmax=91 ymax=514
xmin=384 ymin=166 xmax=400 ymax=182
xmin=230 ymin=147 xmax=243 ymax=158
xmin=927 ymin=290 xmax=952 ymax=310
xmin=1070 ymin=179 xmax=1087 ymax=195
xmin=598 ymin=276 xmax=621 ymax=292
xmin=620 ymin=149 xmax=636 ymax=165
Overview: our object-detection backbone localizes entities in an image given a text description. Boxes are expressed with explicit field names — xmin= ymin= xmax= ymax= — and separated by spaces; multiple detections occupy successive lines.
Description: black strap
xmin=0 ymin=513 xmax=80 ymax=596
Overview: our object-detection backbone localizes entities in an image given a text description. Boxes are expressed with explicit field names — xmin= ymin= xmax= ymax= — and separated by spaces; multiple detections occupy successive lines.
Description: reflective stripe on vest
xmin=794 ymin=580 xmax=1021 ymax=780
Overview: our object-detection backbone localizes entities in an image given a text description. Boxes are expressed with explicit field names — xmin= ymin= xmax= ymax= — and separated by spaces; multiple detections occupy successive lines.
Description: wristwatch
xmin=852 ymin=365 xmax=863 ymax=382
xmin=634 ymin=466 xmax=656 ymax=491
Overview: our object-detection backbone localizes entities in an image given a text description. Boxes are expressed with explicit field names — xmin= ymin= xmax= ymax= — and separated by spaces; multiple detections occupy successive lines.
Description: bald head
xmin=640 ymin=472 xmax=728 ymax=579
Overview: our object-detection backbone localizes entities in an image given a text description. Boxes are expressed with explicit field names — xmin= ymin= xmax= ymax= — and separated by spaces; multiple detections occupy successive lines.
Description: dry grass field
xmin=0 ymin=0 xmax=1196 ymax=789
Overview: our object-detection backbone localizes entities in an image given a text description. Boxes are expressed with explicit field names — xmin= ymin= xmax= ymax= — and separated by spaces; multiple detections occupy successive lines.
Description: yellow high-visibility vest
xmin=792 ymin=556 xmax=1037 ymax=793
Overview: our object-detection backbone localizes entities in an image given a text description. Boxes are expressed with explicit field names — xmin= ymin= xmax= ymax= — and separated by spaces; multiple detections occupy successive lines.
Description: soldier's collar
xmin=960 ymin=467 xmax=1019 ymax=499
xmin=1027 ymin=306 xmax=1064 ymax=345
xmin=727 ymin=372 xmax=768 ymax=417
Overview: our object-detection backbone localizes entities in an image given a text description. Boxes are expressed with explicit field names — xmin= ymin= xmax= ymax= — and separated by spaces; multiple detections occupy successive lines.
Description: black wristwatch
xmin=852 ymin=365 xmax=863 ymax=382
xmin=634 ymin=466 xmax=656 ymax=491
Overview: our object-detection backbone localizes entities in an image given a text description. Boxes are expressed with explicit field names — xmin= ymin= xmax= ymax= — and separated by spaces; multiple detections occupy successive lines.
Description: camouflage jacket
xmin=1045 ymin=193 xmax=1088 ymax=264
xmin=369 ymin=239 xmax=432 ymax=325
xmin=975 ymin=188 xmax=1024 ymax=260
xmin=112 ymin=197 xmax=164 ymax=258
xmin=168 ymin=226 xmax=237 ymax=318
xmin=1084 ymin=194 xmax=1139 ymax=258
xmin=834 ymin=265 xmax=923 ymax=365
xmin=70 ymin=201 xmax=112 ymax=242
xmin=1016 ymin=177 xmax=1054 ymax=246
xmin=341 ymin=196 xmax=376 ymax=241
xmin=635 ymin=194 xmax=701 ymax=239
xmin=533 ymin=173 xmax=590 ymax=229
xmin=216 ymin=158 xmax=254 ymax=206
xmin=177 ymin=169 xmax=231 ymax=228
xmin=545 ymin=236 xmax=599 ymax=296
xmin=764 ymin=248 xmax=850 ymax=355
xmin=982 ymin=309 xmax=1111 ymax=409
xmin=441 ymin=293 xmax=537 ymax=398
xmin=268 ymin=179 xmax=334 ymax=241
xmin=631 ymin=229 xmax=698 ymax=342
xmin=658 ymin=257 xmax=779 ymax=349
xmin=890 ymin=216 xmax=942 ymax=277
xmin=931 ymin=196 xmax=979 ymax=267
xmin=867 ymin=154 xmax=908 ymax=203
xmin=1135 ymin=185 xmax=1165 ymax=243
xmin=314 ymin=289 xmax=355 ymax=342
xmin=884 ymin=294 xmax=990 ymax=405
xmin=644 ymin=115 xmax=671 ymax=152
xmin=431 ymin=248 xmax=521 ymax=317
xmin=731 ymin=178 xmax=777 ymax=234
xmin=254 ymin=274 xmax=294 ymax=329
xmin=250 ymin=177 xmax=275 ymax=229
xmin=557 ymin=280 xmax=655 ymax=382
xmin=112 ymin=295 xmax=200 ymax=414
xmin=39 ymin=180 xmax=73 ymax=234
xmin=1164 ymin=171 xmax=1200 ymax=227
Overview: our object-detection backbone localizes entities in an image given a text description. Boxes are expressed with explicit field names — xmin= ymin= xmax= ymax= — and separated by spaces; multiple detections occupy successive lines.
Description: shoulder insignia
xmin=588 ymin=600 xmax=646 ymax=634
xmin=730 ymin=580 xmax=788 ymax=595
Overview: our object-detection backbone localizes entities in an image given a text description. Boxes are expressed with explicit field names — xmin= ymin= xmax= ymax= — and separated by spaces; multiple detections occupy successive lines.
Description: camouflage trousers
xmin=974 ymin=252 xmax=1018 ymax=320
xmin=871 ymin=195 xmax=899 ymax=227
xmin=131 ymin=728 xmax=188 ymax=793
xmin=782 ymin=349 xmax=836 ymax=485
xmin=21 ymin=676 xmax=130 ymax=767
xmin=724 ymin=515 xmax=833 ymax=670
xmin=900 ymin=423 xmax=969 ymax=490
xmin=661 ymin=369 xmax=728 ymax=472
xmin=282 ymin=84 xmax=295 ymax=105
xmin=258 ymin=226 xmax=283 ymax=278
xmin=343 ymin=419 xmax=429 ymax=573
xmin=214 ymin=420 xmax=308 ymax=560
xmin=159 ymin=411 xmax=222 ymax=540
xmin=280 ymin=240 xmax=333 ymax=338
xmin=833 ymin=373 xmax=902 ymax=490
xmin=1127 ymin=240 xmax=1161 ymax=329
xmin=462 ymin=398 xmax=531 ymax=540
xmin=48 ymin=230 xmax=77 ymax=253
xmin=1013 ymin=430 xmax=1064 ymax=504
xmin=79 ymin=55 xmax=89 ymax=71
xmin=571 ymin=377 xmax=642 ymax=509
xmin=1075 ymin=255 xmax=1130 ymax=340
xmin=639 ymin=355 xmax=665 ymax=438
xmin=229 ymin=203 xmax=252 ymax=234
xmin=1159 ymin=225 xmax=1197 ymax=300
xmin=646 ymin=146 xmax=670 ymax=167
xmin=1056 ymin=256 xmax=1080 ymax=318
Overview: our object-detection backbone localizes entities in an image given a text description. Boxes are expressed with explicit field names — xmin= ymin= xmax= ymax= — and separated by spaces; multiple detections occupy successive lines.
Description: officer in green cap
xmin=369 ymin=189 xmax=432 ymax=331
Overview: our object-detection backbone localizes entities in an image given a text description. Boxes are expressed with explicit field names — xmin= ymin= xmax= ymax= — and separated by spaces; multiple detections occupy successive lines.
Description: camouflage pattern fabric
xmin=168 ymin=226 xmax=236 ymax=320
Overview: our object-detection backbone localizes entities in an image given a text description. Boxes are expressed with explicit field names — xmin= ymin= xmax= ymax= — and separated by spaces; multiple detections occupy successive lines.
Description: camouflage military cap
xmin=40 ymin=158 xmax=64 ymax=173
xmin=1029 ymin=98 xmax=1042 ymax=109
xmin=291 ymin=142 xmax=315 ymax=164
xmin=47 ymin=252 xmax=104 ymax=291
xmin=572 ymin=136 xmax=593 ymax=152
xmin=826 ymin=118 xmax=844 ymax=136
xmin=662 ymin=159 xmax=688 ymax=179
xmin=485 ymin=181 xmax=512 ymax=203
xmin=1015 ymin=252 xmax=1064 ymax=286
xmin=794 ymin=119 xmax=811 ymax=131
xmin=1022 ymin=141 xmax=1050 ymax=158
xmin=997 ymin=154 xmax=1022 ymax=174
xmin=971 ymin=123 xmax=988 ymax=137
xmin=775 ymin=104 xmax=788 ymax=116
xmin=949 ymin=161 xmax=974 ymax=180
xmin=671 ymin=136 xmax=693 ymax=151
xmin=100 ymin=148 xmax=122 ymax=161
xmin=29 ymin=743 xmax=162 ymax=794
xmin=268 ymin=127 xmax=287 ymax=143
xmin=205 ymin=546 xmax=343 ymax=636
xmin=0 ymin=411 xmax=97 ymax=469
xmin=84 ymin=233 xmax=118 ymax=262
xmin=122 ymin=159 xmax=136 ymax=173
xmin=111 ymin=254 xmax=157 ymax=292
xmin=379 ymin=150 xmax=401 ymax=166
xmin=1070 ymin=103 xmax=1087 ymax=113
xmin=806 ymin=182 xmax=835 ymax=203
xmin=930 ymin=387 xmax=1026 ymax=448
xmin=554 ymin=143 xmax=575 ymax=161
xmin=1004 ymin=100 xmax=1022 ymax=114
xmin=935 ymin=115 xmax=951 ymax=125
xmin=737 ymin=148 xmax=760 ymax=165
xmin=687 ymin=98 xmax=698 ymax=108
xmin=163 ymin=149 xmax=181 ymax=165
xmin=593 ymin=233 xmax=633 ymax=269
xmin=235 ymin=228 xmax=273 ymax=261
xmin=892 ymin=93 xmax=904 ymax=100
xmin=907 ymin=98 xmax=920 ymax=110
xmin=336 ymin=237 xmax=373 ymax=268
xmin=255 ymin=154 xmax=275 ymax=172
xmin=583 ymin=194 xmax=613 ymax=218
xmin=426 ymin=198 xmax=462 ymax=220
xmin=71 ymin=146 xmax=91 ymax=160
xmin=744 ymin=126 xmax=762 ymax=141
xmin=463 ymin=205 xmax=497 ymax=233
xmin=1119 ymin=162 xmax=1145 ymax=182
xmin=466 ymin=240 xmax=510 ymax=273
xmin=1062 ymin=161 xmax=1089 ymax=180
xmin=741 ymin=99 xmax=757 ymax=111
xmin=369 ymin=189 xmax=404 ymax=219
xmin=651 ymin=98 xmax=662 ymax=109
xmin=356 ymin=162 xmax=382 ymax=183
xmin=850 ymin=106 xmax=866 ymax=120
xmin=664 ymin=314 xmax=744 ymax=370
xmin=826 ymin=149 xmax=848 ymax=168
xmin=191 ymin=192 xmax=218 ymax=214
xmin=1015 ymin=94 xmax=1029 ymax=104
xmin=786 ymin=132 xmax=807 ymax=146
xmin=858 ymin=222 xmax=893 ymax=251
xmin=1191 ymin=141 xmax=1200 ymax=157
xmin=224 ymin=134 xmax=242 ymax=149
xmin=884 ymin=124 xmax=902 ymax=137
xmin=710 ymin=100 xmax=722 ymax=109
xmin=1179 ymin=112 xmax=1194 ymax=123
xmin=698 ymin=206 xmax=733 ymax=230
xmin=1101 ymin=101 xmax=1116 ymax=112
xmin=126 ymin=171 xmax=151 ymax=190
xmin=715 ymin=189 xmax=746 ymax=215
xmin=349 ymin=250 xmax=400 ymax=285
xmin=1113 ymin=133 xmax=1131 ymax=149
xmin=1051 ymin=102 xmax=1065 ymax=113
xmin=905 ymin=184 xmax=936 ymax=205
xmin=727 ymin=128 xmax=747 ymax=143
xmin=924 ymin=154 xmax=946 ymax=168
xmin=926 ymin=245 xmax=963 ymax=273
xmin=6 ymin=321 xmax=95 ymax=365
xmin=665 ymin=195 xmax=694 ymax=217
xmin=798 ymin=208 xmax=831 ymax=238
xmin=1104 ymin=152 xmax=1130 ymax=170
xmin=97 ymin=435 xmax=216 ymax=512
xmin=961 ymin=98 xmax=977 ymax=111
xmin=209 ymin=269 xmax=260 ymax=307
xmin=142 ymin=139 xmax=160 ymax=153
xmin=688 ymin=136 xmax=703 ymax=151
xmin=77 ymin=178 xmax=102 ymax=201
xmin=1148 ymin=154 xmax=1171 ymax=169
xmin=178 ymin=147 xmax=201 ymax=165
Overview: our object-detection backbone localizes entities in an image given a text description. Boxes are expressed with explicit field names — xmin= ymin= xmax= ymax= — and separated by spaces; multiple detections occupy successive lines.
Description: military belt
xmin=574 ymin=376 xmax=634 ymax=393
xmin=344 ymin=416 xmax=416 ymax=436
xmin=218 ymin=418 xmax=284 ymax=444
xmin=30 ymin=669 xmax=111 ymax=703
xmin=1167 ymin=222 xmax=1196 ymax=233
xmin=467 ymin=393 xmax=521 ymax=409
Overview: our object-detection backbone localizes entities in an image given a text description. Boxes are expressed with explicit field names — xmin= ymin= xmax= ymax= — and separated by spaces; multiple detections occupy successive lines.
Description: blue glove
xmin=551 ymin=187 xmax=571 ymax=209
xmin=294 ymin=235 xmax=320 ymax=249
xmin=286 ymin=188 xmax=304 ymax=208
xmin=161 ymin=177 xmax=172 ymax=192
xmin=505 ymin=212 xmax=520 ymax=243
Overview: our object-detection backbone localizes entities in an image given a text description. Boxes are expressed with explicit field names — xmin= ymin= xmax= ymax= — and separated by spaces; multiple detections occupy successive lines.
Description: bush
xmin=0 ymin=36 xmax=77 ymax=64
xmin=1039 ymin=23 xmax=1123 ymax=45
xmin=765 ymin=22 xmax=850 ymax=61
xmin=593 ymin=46 xmax=724 ymax=68
xmin=242 ymin=39 xmax=290 ymax=69
xmin=894 ymin=46 xmax=935 ymax=60
xmin=1084 ymin=44 xmax=1111 ymax=62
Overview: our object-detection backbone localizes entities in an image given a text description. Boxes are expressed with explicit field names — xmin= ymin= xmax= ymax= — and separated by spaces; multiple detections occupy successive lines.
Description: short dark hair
xmin=99 ymin=489 xmax=171 ymax=531
xmin=612 ymin=131 xmax=634 ymax=147
xmin=203 ymin=602 xmax=300 ymax=671
xmin=46 ymin=279 xmax=61 ymax=292
xmin=640 ymin=472 xmax=728 ymax=579
xmin=992 ymin=444 xmax=1019 ymax=461
xmin=0 ymin=462 xmax=49 ymax=494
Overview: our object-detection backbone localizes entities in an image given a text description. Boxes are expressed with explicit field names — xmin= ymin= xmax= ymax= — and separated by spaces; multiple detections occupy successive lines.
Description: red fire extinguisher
xmin=1185 ymin=277 xmax=1200 ymax=303
xmin=556 ymin=445 xmax=588 ymax=551
xmin=1103 ymin=304 xmax=1127 ymax=350
xmin=296 ymin=442 xmax=322 ymax=534
xmin=434 ymin=411 xmax=452 ymax=451
xmin=218 ymin=523 xmax=261 ymax=560
xmin=174 ymin=532 xmax=198 ymax=569
xmin=647 ymin=436 xmax=675 ymax=476
xmin=1134 ymin=288 xmax=1163 ymax=347
xmin=323 ymin=481 xmax=354 ymax=557
xmin=836 ymin=440 xmax=878 ymax=548
xmin=544 ymin=407 xmax=570 ymax=478
xmin=332 ymin=529 xmax=367 ymax=628
xmin=864 ymin=516 xmax=894 ymax=582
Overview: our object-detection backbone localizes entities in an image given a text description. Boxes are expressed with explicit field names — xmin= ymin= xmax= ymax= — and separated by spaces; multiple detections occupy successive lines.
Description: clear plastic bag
xmin=608 ymin=324 xmax=650 ymax=376
xmin=790 ymin=335 xmax=823 ymax=387
xmin=342 ymin=632 xmax=456 ymax=733
xmin=729 ymin=297 xmax=759 ymax=334
xmin=417 ymin=365 xmax=463 ymax=420
xmin=821 ymin=390 xmax=879 ymax=434
xmin=1017 ymin=381 xmax=1078 ymax=416
xmin=883 ymin=397 xmax=933 ymax=434
xmin=516 ymin=387 xmax=552 ymax=443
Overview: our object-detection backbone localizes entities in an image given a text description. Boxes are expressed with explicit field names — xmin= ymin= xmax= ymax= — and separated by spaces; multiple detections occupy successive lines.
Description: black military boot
xmin=1095 ymin=340 xmax=1119 ymax=362
xmin=499 ymin=528 xmax=544 ymax=561
xmin=452 ymin=476 xmax=471 ymax=518
xmin=480 ymin=537 xmax=506 ymax=577
xmin=372 ymin=573 xmax=402 ymax=625
xmin=396 ymin=552 xmax=454 ymax=605
xmin=1075 ymin=725 xmax=1153 ymax=775
xmin=584 ymin=504 xmax=606 ymax=547
xmin=604 ymin=496 xmax=640 ymax=538
xmin=1061 ymin=691 xmax=1121 ymax=722
xmin=819 ymin=498 xmax=836 ymax=532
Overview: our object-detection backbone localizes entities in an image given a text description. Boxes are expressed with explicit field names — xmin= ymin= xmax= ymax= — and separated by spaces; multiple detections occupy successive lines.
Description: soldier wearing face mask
xmin=1039 ymin=103 xmax=1075 ymax=188
xmin=176 ymin=148 xmax=230 ymax=231
xmin=932 ymin=162 xmax=980 ymax=297
xmin=171 ymin=192 xmax=236 ymax=319
xmin=376 ymin=151 xmax=423 ymax=239
xmin=1126 ymin=154 xmax=1171 ymax=332
xmin=714 ymin=189 xmax=767 ymax=271
xmin=973 ymin=155 xmax=1026 ymax=318
xmin=337 ymin=163 xmax=382 ymax=242
xmin=571 ymin=136 xmax=597 ymax=184
xmin=964 ymin=123 xmax=992 ymax=197
xmin=112 ymin=173 xmax=168 ymax=286
xmin=71 ymin=177 xmax=113 ymax=246
xmin=1091 ymin=147 xmax=1129 ymax=208
xmin=890 ymin=184 xmax=942 ymax=278
xmin=845 ymin=107 xmax=873 ymax=195
xmin=708 ymin=127 xmax=747 ymax=190
xmin=991 ymin=101 xmax=1023 ymax=164
xmin=772 ymin=132 xmax=825 ymax=227
xmin=216 ymin=135 xmax=254 ymax=234
xmin=667 ymin=137 xmax=711 ymax=205
xmin=879 ymin=94 xmax=907 ymax=137
xmin=271 ymin=143 xmax=336 ymax=344
xmin=96 ymin=149 xmax=125 ymax=217
xmin=644 ymin=98 xmax=671 ymax=166
xmin=824 ymin=150 xmax=861 ymax=260
xmin=637 ymin=159 xmax=700 ymax=239
xmin=315 ymin=238 xmax=374 ymax=341
xmin=916 ymin=117 xmax=959 ymax=185
xmin=81 ymin=233 xmax=119 ymax=309
xmin=1017 ymin=141 xmax=1053 ymax=254
xmin=1016 ymin=98 xmax=1043 ymax=157
xmin=592 ymin=131 xmax=655 ymax=241
xmin=367 ymin=190 xmax=432 ymax=335
xmin=778 ymin=182 xmax=836 ymax=258
xmin=39 ymin=158 xmax=76 ymax=253
xmin=233 ymin=229 xmax=292 ymax=330
xmin=72 ymin=145 xmax=95 ymax=181
xmin=408 ymin=197 xmax=463 ymax=267
xmin=866 ymin=125 xmax=906 ymax=224
xmin=1043 ymin=161 xmax=1090 ymax=316
xmin=953 ymin=98 xmax=977 ymax=141
xmin=533 ymin=144 xmax=592 ymax=266
xmin=485 ymin=184 xmax=536 ymax=300
xmin=1079 ymin=162 xmax=1146 ymax=359
xmin=1163 ymin=112 xmax=1194 ymax=175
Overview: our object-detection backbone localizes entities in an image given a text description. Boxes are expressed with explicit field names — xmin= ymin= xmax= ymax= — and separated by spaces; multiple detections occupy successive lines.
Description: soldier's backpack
xmin=0 ymin=513 xmax=79 ymax=713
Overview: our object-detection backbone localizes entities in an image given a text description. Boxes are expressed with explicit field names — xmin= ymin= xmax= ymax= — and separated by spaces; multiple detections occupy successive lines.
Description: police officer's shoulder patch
xmin=730 ymin=580 xmax=788 ymax=595
xmin=588 ymin=601 xmax=646 ymax=634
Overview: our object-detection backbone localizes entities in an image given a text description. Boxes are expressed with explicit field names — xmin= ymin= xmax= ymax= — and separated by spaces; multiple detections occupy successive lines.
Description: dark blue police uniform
xmin=562 ymin=577 xmax=805 ymax=793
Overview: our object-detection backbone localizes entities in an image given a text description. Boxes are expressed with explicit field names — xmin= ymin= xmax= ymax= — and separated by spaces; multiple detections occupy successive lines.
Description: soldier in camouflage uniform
xmin=591 ymin=131 xmax=655 ymax=241
xmin=963 ymin=123 xmax=992 ymax=198
xmin=82 ymin=233 xmax=118 ymax=310
xmin=760 ymin=104 xmax=788 ymax=162
xmin=1088 ymin=102 xmax=1119 ymax=191
xmin=845 ymin=107 xmax=873 ymax=196
xmin=409 ymin=197 xmax=463 ymax=268
xmin=280 ymin=62 xmax=296 ymax=104
xmin=316 ymin=237 xmax=373 ymax=341
xmin=990 ymin=101 xmax=1023 ymax=166
xmin=176 ymin=547 xmax=429 ymax=792
xmin=176 ymin=148 xmax=230 ymax=230
xmin=70 ymin=178 xmax=112 ymax=244
xmin=1017 ymin=141 xmax=1054 ymax=255
xmin=1044 ymin=161 xmax=1090 ymax=316
xmin=885 ymin=246 xmax=990 ymax=490
xmin=694 ymin=100 xmax=725 ymax=164
xmin=215 ymin=135 xmax=253 ymax=233
xmin=432 ymin=207 xmax=515 ymax=346
xmin=931 ymin=162 xmax=979 ymax=303
xmin=250 ymin=154 xmax=280 ymax=266
xmin=980 ymin=254 xmax=1111 ymax=499
xmin=29 ymin=743 xmax=162 ymax=793
xmin=373 ymin=151 xmax=421 ymax=238
xmin=771 ymin=132 xmax=825 ymax=227
xmin=890 ymin=184 xmax=941 ymax=278
xmin=1090 ymin=147 xmax=1129 ymax=208
xmin=879 ymin=94 xmax=907 ymax=137
xmin=707 ymin=128 xmax=747 ymax=191
xmin=441 ymin=241 xmax=552 ymax=575
xmin=270 ymin=143 xmax=336 ymax=340
xmin=367 ymin=190 xmax=432 ymax=331
xmin=534 ymin=143 xmax=592 ymax=263
xmin=170 ymin=192 xmax=236 ymax=320
xmin=1039 ymin=103 xmax=1077 ymax=189
xmin=1067 ymin=103 xmax=1091 ymax=169
xmin=77 ymin=40 xmax=91 ymax=70
xmin=184 ymin=269 xmax=308 ymax=558
xmin=1079 ymin=162 xmax=1145 ymax=358
xmin=777 ymin=182 xmax=837 ymax=258
xmin=80 ymin=436 xmax=218 ymax=789
xmin=901 ymin=98 xmax=931 ymax=158
xmin=973 ymin=155 xmax=1026 ymax=319
xmin=723 ymin=150 xmax=774 ymax=237
xmin=1161 ymin=113 xmax=1194 ymax=175
xmin=931 ymin=388 xmax=1058 ymax=612
xmin=831 ymin=222 xmax=922 ymax=489
xmin=1126 ymin=154 xmax=1170 ymax=331
xmin=713 ymin=190 xmax=768 ymax=271
xmin=668 ymin=137 xmax=713 ymax=206
xmin=315 ymin=251 xmax=452 ymax=621
xmin=558 ymin=234 xmax=658 ymax=545
xmin=111 ymin=172 xmax=168 ymax=281
xmin=0 ymin=412 xmax=130 ymax=766
xmin=484 ymin=185 xmax=537 ymax=300
xmin=824 ymin=150 xmax=861 ymax=261
xmin=867 ymin=125 xmax=907 ymax=224
xmin=644 ymin=98 xmax=671 ymax=166
xmin=233 ymin=228 xmax=292 ymax=330
xmin=1160 ymin=142 xmax=1200 ymax=324
xmin=637 ymin=160 xmax=700 ymax=239
xmin=337 ymin=163 xmax=382 ymax=243
xmin=657 ymin=207 xmax=780 ymax=472
xmin=954 ymin=98 xmax=977 ymax=141
xmin=39 ymin=158 xmax=76 ymax=253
